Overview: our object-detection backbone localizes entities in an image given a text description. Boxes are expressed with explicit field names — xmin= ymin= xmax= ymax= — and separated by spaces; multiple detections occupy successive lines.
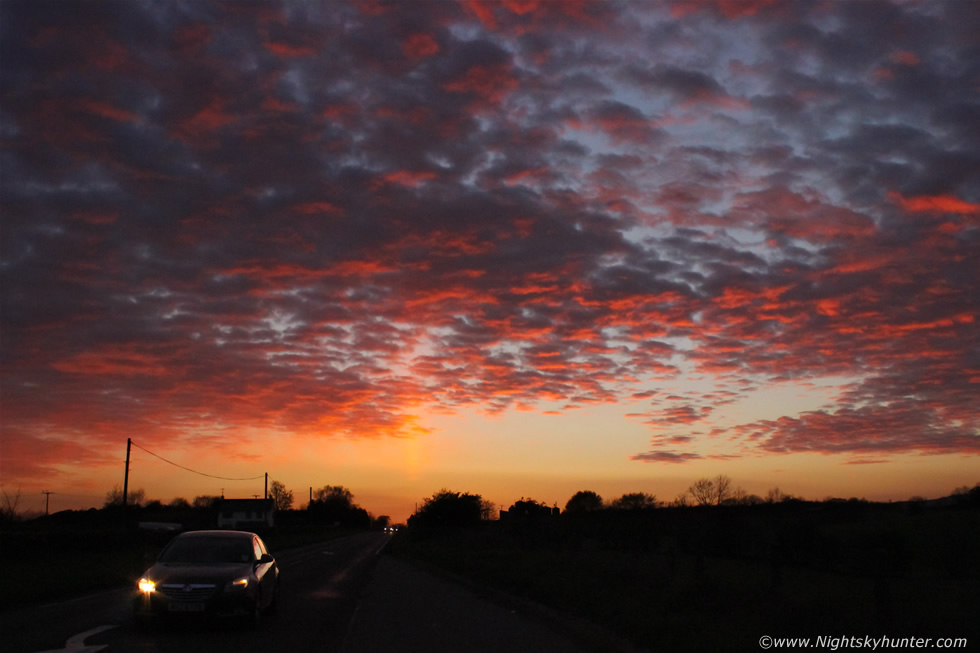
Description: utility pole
xmin=41 ymin=490 xmax=54 ymax=515
xmin=122 ymin=438 xmax=132 ymax=513
xmin=264 ymin=472 xmax=268 ymax=500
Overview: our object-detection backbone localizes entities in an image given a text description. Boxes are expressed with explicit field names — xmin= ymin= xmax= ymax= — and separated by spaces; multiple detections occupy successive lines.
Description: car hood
xmin=143 ymin=562 xmax=253 ymax=584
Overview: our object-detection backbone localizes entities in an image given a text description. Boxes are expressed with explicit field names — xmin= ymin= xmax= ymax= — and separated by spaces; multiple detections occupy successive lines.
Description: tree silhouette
xmin=104 ymin=485 xmax=145 ymax=508
xmin=508 ymin=497 xmax=552 ymax=518
xmin=308 ymin=485 xmax=365 ymax=526
xmin=713 ymin=475 xmax=733 ymax=505
xmin=565 ymin=490 xmax=603 ymax=513
xmin=1 ymin=486 xmax=22 ymax=521
xmin=688 ymin=475 xmax=734 ymax=506
xmin=480 ymin=498 xmax=498 ymax=521
xmin=411 ymin=489 xmax=484 ymax=529
xmin=269 ymin=479 xmax=294 ymax=511
xmin=168 ymin=497 xmax=191 ymax=510
xmin=312 ymin=485 xmax=354 ymax=507
xmin=688 ymin=478 xmax=715 ymax=506
xmin=766 ymin=487 xmax=788 ymax=504
xmin=192 ymin=495 xmax=219 ymax=510
xmin=611 ymin=492 xmax=657 ymax=510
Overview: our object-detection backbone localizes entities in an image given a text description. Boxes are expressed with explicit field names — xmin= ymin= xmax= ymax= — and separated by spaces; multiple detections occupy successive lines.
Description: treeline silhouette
xmin=398 ymin=482 xmax=980 ymax=648
xmin=408 ymin=482 xmax=980 ymax=569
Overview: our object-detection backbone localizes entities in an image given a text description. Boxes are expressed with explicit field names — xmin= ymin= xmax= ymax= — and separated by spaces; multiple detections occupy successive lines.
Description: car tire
xmin=133 ymin=613 xmax=152 ymax=633
xmin=247 ymin=595 xmax=262 ymax=629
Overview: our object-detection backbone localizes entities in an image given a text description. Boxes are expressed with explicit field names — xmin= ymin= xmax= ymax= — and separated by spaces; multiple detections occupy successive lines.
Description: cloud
xmin=631 ymin=451 xmax=703 ymax=464
xmin=1 ymin=0 xmax=978 ymax=485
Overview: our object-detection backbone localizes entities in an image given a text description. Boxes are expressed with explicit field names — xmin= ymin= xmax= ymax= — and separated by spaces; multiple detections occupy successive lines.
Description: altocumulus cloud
xmin=1 ymin=0 xmax=978 ymax=481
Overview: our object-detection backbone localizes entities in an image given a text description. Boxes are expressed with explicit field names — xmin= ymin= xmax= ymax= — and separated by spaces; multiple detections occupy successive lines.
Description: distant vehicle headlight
xmin=138 ymin=578 xmax=156 ymax=593
xmin=226 ymin=577 xmax=249 ymax=591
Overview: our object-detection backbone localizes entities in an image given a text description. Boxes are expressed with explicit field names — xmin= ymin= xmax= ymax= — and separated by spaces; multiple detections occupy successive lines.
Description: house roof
xmin=216 ymin=498 xmax=275 ymax=511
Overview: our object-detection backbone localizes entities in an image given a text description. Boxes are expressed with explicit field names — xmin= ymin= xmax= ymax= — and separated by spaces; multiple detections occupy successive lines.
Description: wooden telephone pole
xmin=122 ymin=438 xmax=132 ymax=513
xmin=41 ymin=490 xmax=54 ymax=515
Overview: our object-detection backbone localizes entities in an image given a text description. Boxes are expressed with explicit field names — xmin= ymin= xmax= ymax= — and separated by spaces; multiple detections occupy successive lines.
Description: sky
xmin=1 ymin=0 xmax=977 ymax=524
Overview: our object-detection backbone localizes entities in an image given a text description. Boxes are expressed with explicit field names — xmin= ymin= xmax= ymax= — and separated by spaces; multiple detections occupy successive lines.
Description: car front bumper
xmin=134 ymin=586 xmax=257 ymax=619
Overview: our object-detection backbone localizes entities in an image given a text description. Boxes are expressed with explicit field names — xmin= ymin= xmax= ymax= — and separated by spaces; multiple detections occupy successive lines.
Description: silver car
xmin=134 ymin=530 xmax=280 ymax=628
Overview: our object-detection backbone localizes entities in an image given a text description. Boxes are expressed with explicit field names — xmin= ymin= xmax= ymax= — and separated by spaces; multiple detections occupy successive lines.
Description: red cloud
xmin=402 ymin=33 xmax=440 ymax=59
xmin=889 ymin=192 xmax=980 ymax=215
xmin=79 ymin=99 xmax=142 ymax=123
xmin=443 ymin=63 xmax=519 ymax=105
xmin=263 ymin=41 xmax=319 ymax=57
xmin=372 ymin=170 xmax=439 ymax=189
xmin=52 ymin=346 xmax=177 ymax=377
xmin=891 ymin=50 xmax=921 ymax=66
xmin=671 ymin=0 xmax=780 ymax=19
xmin=292 ymin=201 xmax=345 ymax=217
xmin=463 ymin=0 xmax=498 ymax=29
xmin=176 ymin=98 xmax=239 ymax=144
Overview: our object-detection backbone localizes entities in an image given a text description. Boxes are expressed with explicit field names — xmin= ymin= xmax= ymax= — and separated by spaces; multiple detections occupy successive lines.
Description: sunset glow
xmin=1 ymin=0 xmax=977 ymax=523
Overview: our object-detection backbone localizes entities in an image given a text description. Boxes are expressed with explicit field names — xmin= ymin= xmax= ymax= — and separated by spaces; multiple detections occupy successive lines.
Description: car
xmin=134 ymin=530 xmax=280 ymax=628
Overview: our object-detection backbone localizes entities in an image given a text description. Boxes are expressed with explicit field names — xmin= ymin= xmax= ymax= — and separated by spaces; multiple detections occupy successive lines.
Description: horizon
xmin=1 ymin=1 xmax=977 ymax=527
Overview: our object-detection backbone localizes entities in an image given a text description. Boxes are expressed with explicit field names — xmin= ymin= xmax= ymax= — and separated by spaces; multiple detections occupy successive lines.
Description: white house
xmin=215 ymin=498 xmax=275 ymax=529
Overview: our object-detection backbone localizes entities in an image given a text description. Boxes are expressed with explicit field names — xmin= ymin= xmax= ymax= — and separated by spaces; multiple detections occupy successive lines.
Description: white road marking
xmin=33 ymin=624 xmax=117 ymax=653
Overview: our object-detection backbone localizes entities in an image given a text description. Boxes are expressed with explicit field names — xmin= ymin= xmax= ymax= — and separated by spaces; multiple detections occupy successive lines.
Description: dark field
xmin=392 ymin=499 xmax=980 ymax=652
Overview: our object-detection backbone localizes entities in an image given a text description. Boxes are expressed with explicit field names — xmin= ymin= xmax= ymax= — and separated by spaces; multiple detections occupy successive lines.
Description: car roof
xmin=176 ymin=530 xmax=257 ymax=540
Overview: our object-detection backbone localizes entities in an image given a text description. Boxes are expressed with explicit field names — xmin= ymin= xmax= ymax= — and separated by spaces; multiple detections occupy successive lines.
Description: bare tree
xmin=713 ymin=475 xmax=733 ymax=505
xmin=1 ymin=486 xmax=22 ymax=520
xmin=268 ymin=480 xmax=294 ymax=511
xmin=480 ymin=498 xmax=498 ymax=521
xmin=688 ymin=478 xmax=715 ymax=506
xmin=168 ymin=497 xmax=191 ymax=510
xmin=105 ymin=485 xmax=145 ymax=508
xmin=766 ymin=487 xmax=787 ymax=504
xmin=192 ymin=495 xmax=220 ymax=509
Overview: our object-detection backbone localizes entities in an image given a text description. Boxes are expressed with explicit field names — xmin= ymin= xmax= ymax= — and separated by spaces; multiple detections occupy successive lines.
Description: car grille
xmin=158 ymin=583 xmax=217 ymax=601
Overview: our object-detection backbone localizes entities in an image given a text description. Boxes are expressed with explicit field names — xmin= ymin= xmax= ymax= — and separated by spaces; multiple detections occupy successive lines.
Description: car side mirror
xmin=258 ymin=553 xmax=274 ymax=565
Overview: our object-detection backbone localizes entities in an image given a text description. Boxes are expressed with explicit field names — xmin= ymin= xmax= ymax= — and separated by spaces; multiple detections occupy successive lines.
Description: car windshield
xmin=159 ymin=537 xmax=253 ymax=564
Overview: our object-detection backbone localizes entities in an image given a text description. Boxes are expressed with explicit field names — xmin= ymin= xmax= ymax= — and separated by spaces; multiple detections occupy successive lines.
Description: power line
xmin=129 ymin=440 xmax=264 ymax=481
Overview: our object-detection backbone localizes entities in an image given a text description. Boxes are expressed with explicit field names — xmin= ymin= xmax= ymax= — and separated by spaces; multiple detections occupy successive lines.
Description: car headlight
xmin=226 ymin=577 xmax=249 ymax=591
xmin=138 ymin=578 xmax=156 ymax=593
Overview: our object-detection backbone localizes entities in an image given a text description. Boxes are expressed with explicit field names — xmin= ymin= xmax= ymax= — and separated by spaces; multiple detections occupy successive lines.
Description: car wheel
xmin=248 ymin=595 xmax=262 ymax=629
xmin=133 ymin=613 xmax=153 ymax=633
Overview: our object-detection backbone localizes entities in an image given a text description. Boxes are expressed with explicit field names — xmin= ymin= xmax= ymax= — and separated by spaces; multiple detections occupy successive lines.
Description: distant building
xmin=215 ymin=498 xmax=275 ymax=530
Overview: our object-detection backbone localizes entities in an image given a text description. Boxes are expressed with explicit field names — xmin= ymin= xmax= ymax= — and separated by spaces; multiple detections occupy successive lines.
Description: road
xmin=0 ymin=532 xmax=388 ymax=653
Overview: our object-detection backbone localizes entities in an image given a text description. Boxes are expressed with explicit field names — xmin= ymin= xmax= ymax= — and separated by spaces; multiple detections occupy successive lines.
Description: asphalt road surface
xmin=0 ymin=532 xmax=388 ymax=653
